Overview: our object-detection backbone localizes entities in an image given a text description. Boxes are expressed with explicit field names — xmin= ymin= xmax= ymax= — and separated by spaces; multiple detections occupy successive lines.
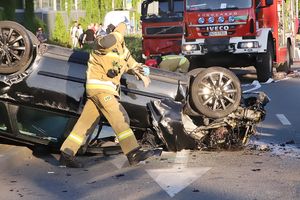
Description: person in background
xmin=106 ymin=24 xmax=116 ymax=34
xmin=77 ymin=24 xmax=84 ymax=48
xmin=82 ymin=25 xmax=95 ymax=46
xmin=70 ymin=21 xmax=79 ymax=48
xmin=96 ymin=23 xmax=107 ymax=36
xmin=59 ymin=22 xmax=162 ymax=168
xmin=146 ymin=54 xmax=190 ymax=73
xmin=90 ymin=22 xmax=96 ymax=33
xmin=35 ymin=27 xmax=47 ymax=43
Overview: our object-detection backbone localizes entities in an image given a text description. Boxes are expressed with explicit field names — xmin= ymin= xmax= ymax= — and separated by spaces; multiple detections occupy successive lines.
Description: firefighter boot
xmin=59 ymin=152 xmax=84 ymax=168
xmin=126 ymin=147 xmax=162 ymax=166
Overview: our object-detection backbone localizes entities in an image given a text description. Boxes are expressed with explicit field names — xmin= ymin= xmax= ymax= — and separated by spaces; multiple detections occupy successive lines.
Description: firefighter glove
xmin=142 ymin=66 xmax=150 ymax=76
xmin=140 ymin=75 xmax=151 ymax=88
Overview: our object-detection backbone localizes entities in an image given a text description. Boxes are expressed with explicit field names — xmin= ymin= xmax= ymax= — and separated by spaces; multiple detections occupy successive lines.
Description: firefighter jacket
xmin=86 ymin=31 xmax=141 ymax=97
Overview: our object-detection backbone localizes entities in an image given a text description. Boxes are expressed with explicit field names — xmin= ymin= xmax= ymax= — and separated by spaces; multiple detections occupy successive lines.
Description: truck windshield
xmin=142 ymin=0 xmax=184 ymax=19
xmin=186 ymin=0 xmax=252 ymax=11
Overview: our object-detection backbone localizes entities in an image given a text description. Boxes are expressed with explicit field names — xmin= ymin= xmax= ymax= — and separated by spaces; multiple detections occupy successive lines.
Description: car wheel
xmin=186 ymin=68 xmax=205 ymax=78
xmin=26 ymin=30 xmax=40 ymax=46
xmin=0 ymin=21 xmax=33 ymax=74
xmin=191 ymin=67 xmax=241 ymax=118
xmin=255 ymin=39 xmax=273 ymax=82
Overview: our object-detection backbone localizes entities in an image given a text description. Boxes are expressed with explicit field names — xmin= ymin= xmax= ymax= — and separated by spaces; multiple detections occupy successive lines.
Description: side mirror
xmin=265 ymin=0 xmax=273 ymax=6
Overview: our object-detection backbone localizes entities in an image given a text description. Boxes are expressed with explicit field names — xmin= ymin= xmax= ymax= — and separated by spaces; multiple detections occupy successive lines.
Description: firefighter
xmin=157 ymin=54 xmax=190 ymax=73
xmin=59 ymin=22 xmax=162 ymax=168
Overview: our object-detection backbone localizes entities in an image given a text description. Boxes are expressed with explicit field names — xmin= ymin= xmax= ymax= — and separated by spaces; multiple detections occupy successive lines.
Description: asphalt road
xmin=1 ymin=65 xmax=300 ymax=200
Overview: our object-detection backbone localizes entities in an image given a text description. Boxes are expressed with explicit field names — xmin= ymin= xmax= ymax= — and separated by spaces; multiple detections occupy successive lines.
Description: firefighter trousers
xmin=60 ymin=93 xmax=139 ymax=157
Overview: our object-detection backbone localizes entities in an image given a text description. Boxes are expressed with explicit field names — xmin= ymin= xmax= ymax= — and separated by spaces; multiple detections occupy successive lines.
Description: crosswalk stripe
xmin=276 ymin=114 xmax=291 ymax=125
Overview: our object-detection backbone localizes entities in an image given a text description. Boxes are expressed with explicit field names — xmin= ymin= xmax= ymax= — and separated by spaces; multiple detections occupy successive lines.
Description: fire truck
xmin=141 ymin=0 xmax=299 ymax=82
xmin=141 ymin=0 xmax=184 ymax=57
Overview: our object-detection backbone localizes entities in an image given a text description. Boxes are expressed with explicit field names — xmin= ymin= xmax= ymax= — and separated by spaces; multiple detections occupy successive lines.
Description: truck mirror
xmin=265 ymin=0 xmax=273 ymax=6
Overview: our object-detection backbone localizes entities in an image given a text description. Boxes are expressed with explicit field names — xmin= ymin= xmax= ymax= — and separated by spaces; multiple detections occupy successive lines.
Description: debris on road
xmin=248 ymin=139 xmax=300 ymax=158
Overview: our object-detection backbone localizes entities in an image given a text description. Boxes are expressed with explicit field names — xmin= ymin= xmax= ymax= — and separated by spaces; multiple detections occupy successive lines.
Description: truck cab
xmin=141 ymin=0 xmax=184 ymax=58
xmin=182 ymin=0 xmax=298 ymax=82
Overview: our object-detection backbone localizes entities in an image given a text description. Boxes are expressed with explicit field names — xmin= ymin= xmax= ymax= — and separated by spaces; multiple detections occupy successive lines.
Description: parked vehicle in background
xmin=182 ymin=0 xmax=298 ymax=82
xmin=141 ymin=0 xmax=299 ymax=82
xmin=103 ymin=10 xmax=131 ymax=34
xmin=140 ymin=0 xmax=184 ymax=57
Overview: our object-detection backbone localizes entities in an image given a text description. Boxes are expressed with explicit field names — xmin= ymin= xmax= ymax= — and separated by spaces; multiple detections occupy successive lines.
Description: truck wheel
xmin=277 ymin=42 xmax=291 ymax=73
xmin=191 ymin=67 xmax=241 ymax=118
xmin=255 ymin=40 xmax=273 ymax=82
xmin=0 ymin=21 xmax=33 ymax=74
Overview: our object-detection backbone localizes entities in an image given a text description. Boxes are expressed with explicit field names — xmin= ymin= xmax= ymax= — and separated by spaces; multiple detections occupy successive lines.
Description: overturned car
xmin=0 ymin=21 xmax=268 ymax=153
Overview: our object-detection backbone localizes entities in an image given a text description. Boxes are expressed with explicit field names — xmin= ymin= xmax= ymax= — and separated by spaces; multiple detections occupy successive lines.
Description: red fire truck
xmin=141 ymin=0 xmax=184 ymax=57
xmin=141 ymin=0 xmax=299 ymax=82
xmin=182 ymin=0 xmax=298 ymax=82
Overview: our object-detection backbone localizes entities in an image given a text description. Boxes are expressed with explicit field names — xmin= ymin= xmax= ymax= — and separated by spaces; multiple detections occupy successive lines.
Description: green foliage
xmin=69 ymin=0 xmax=142 ymax=31
xmin=115 ymin=0 xmax=123 ymax=9
xmin=132 ymin=0 xmax=142 ymax=20
xmin=125 ymin=34 xmax=143 ymax=62
xmin=60 ymin=0 xmax=73 ymax=15
xmin=67 ymin=0 xmax=73 ymax=15
xmin=24 ymin=0 xmax=35 ymax=31
xmin=50 ymin=0 xmax=144 ymax=53
xmin=0 ymin=0 xmax=16 ymax=20
xmin=52 ymin=12 xmax=70 ymax=47
xmin=99 ymin=0 xmax=113 ymax=23
xmin=0 ymin=8 xmax=4 ymax=20
xmin=33 ymin=17 xmax=47 ymax=32
xmin=80 ymin=0 xmax=101 ymax=25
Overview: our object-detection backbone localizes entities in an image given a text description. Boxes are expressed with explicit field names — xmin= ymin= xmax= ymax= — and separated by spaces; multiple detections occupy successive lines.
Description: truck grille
xmin=146 ymin=26 xmax=183 ymax=36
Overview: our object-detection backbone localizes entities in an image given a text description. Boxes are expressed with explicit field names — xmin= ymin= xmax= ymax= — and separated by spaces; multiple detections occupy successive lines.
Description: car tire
xmin=186 ymin=68 xmax=205 ymax=78
xmin=191 ymin=67 xmax=241 ymax=118
xmin=26 ymin=30 xmax=40 ymax=46
xmin=255 ymin=39 xmax=273 ymax=82
xmin=0 ymin=21 xmax=33 ymax=74
xmin=276 ymin=42 xmax=291 ymax=73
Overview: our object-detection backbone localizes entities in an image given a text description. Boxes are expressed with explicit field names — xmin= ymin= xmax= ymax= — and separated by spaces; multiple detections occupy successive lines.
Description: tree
xmin=0 ymin=0 xmax=16 ymax=20
xmin=52 ymin=12 xmax=70 ymax=46
xmin=24 ymin=0 xmax=35 ymax=31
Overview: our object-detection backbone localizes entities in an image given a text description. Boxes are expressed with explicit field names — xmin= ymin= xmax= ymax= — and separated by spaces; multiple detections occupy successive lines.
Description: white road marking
xmin=147 ymin=150 xmax=211 ymax=197
xmin=109 ymin=154 xmax=128 ymax=169
xmin=146 ymin=166 xmax=211 ymax=197
xmin=276 ymin=114 xmax=291 ymax=125
xmin=175 ymin=150 xmax=189 ymax=165
xmin=257 ymin=132 xmax=274 ymax=137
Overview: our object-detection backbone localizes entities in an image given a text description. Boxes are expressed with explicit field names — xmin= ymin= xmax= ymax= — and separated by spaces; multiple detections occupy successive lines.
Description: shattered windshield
xmin=186 ymin=0 xmax=252 ymax=11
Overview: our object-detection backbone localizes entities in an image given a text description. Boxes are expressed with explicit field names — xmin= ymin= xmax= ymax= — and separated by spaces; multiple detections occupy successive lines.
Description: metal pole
xmin=53 ymin=0 xmax=57 ymax=11
xmin=74 ymin=0 xmax=78 ymax=10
